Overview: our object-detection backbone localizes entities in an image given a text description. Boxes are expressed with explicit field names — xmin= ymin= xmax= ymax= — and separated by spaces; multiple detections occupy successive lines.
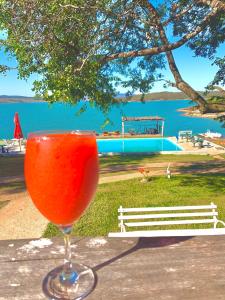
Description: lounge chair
xmin=178 ymin=130 xmax=193 ymax=142
xmin=0 ymin=140 xmax=9 ymax=153
xmin=190 ymin=136 xmax=204 ymax=148
xmin=113 ymin=131 xmax=120 ymax=136
xmin=197 ymin=138 xmax=204 ymax=148
xmin=145 ymin=128 xmax=157 ymax=134
xmin=103 ymin=131 xmax=109 ymax=136
xmin=3 ymin=139 xmax=25 ymax=152
xmin=128 ymin=129 xmax=136 ymax=135
xmin=190 ymin=136 xmax=198 ymax=147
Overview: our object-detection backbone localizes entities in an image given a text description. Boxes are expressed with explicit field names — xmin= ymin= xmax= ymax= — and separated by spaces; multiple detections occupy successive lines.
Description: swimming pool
xmin=97 ymin=138 xmax=182 ymax=153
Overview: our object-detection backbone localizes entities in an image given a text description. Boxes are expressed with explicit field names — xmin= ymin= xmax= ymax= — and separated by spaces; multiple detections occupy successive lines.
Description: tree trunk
xmin=145 ymin=1 xmax=209 ymax=113
xmin=165 ymin=51 xmax=208 ymax=113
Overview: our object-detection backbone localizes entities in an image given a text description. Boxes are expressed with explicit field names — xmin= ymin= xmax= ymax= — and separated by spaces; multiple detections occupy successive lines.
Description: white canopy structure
xmin=121 ymin=116 xmax=165 ymax=136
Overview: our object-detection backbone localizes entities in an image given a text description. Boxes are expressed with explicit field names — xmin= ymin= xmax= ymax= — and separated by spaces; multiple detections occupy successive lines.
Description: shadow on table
xmin=93 ymin=236 xmax=192 ymax=273
xmin=91 ymin=236 xmax=192 ymax=291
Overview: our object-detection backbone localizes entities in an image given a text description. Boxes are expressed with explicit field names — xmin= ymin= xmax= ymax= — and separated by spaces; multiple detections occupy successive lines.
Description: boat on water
xmin=202 ymin=130 xmax=222 ymax=138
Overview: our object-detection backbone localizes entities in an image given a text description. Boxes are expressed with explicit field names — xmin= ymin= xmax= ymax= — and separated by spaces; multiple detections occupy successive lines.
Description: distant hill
xmin=119 ymin=91 xmax=189 ymax=101
xmin=117 ymin=91 xmax=223 ymax=102
xmin=0 ymin=91 xmax=223 ymax=103
xmin=0 ymin=95 xmax=43 ymax=103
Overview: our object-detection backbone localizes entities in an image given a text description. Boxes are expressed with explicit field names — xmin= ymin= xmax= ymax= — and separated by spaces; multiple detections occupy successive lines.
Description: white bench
xmin=108 ymin=203 xmax=225 ymax=237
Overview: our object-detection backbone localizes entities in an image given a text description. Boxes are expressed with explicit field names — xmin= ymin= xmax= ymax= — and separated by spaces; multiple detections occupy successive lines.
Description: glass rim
xmin=27 ymin=130 xmax=96 ymax=138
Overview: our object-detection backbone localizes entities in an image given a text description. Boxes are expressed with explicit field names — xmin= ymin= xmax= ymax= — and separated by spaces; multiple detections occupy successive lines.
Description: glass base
xmin=42 ymin=263 xmax=95 ymax=300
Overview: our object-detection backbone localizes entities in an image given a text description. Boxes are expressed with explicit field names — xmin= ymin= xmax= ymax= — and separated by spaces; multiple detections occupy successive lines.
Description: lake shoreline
xmin=0 ymin=99 xmax=44 ymax=104
xmin=178 ymin=107 xmax=225 ymax=120
xmin=0 ymin=98 xmax=187 ymax=104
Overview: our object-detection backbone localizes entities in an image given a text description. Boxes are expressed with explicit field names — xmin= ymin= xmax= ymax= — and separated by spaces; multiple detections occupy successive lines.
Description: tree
xmin=169 ymin=0 xmax=225 ymax=112
xmin=1 ymin=0 xmax=224 ymax=113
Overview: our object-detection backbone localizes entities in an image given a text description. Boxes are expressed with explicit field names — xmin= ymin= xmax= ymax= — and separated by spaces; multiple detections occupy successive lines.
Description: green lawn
xmin=99 ymin=154 xmax=214 ymax=168
xmin=43 ymin=174 xmax=225 ymax=238
xmin=0 ymin=155 xmax=24 ymax=177
xmin=0 ymin=182 xmax=25 ymax=194
xmin=0 ymin=154 xmax=214 ymax=178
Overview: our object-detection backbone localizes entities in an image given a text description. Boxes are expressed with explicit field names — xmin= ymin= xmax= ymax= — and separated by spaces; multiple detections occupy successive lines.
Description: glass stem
xmin=60 ymin=225 xmax=78 ymax=286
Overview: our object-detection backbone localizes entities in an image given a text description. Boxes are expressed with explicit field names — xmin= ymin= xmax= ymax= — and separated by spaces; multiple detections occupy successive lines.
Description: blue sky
xmin=0 ymin=43 xmax=224 ymax=97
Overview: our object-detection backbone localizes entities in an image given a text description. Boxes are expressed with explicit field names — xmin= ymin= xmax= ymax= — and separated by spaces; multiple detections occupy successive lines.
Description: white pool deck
xmin=1 ymin=136 xmax=225 ymax=156
xmin=167 ymin=137 xmax=225 ymax=156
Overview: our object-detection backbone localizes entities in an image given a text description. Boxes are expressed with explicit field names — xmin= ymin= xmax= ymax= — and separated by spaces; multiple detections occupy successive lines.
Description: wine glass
xmin=24 ymin=130 xmax=99 ymax=299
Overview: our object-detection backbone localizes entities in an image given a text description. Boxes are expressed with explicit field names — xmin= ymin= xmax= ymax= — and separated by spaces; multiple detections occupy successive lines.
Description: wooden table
xmin=1 ymin=236 xmax=225 ymax=300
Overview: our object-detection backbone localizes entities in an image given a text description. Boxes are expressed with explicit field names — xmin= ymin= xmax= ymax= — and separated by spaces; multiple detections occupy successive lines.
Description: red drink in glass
xmin=24 ymin=131 xmax=99 ymax=300
xmin=25 ymin=132 xmax=99 ymax=225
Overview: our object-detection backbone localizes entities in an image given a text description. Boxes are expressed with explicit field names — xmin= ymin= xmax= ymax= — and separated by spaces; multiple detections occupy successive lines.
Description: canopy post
xmin=161 ymin=121 xmax=165 ymax=137
xmin=122 ymin=119 xmax=125 ymax=137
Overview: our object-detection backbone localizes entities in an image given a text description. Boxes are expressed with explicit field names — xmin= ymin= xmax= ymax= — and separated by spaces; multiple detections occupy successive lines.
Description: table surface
xmin=0 ymin=236 xmax=225 ymax=300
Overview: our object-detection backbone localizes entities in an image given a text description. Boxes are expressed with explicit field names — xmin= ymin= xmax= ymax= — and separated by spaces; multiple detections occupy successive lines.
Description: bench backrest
xmin=118 ymin=203 xmax=219 ymax=232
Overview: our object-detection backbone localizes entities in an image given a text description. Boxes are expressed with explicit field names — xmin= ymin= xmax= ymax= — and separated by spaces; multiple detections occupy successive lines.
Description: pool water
xmin=97 ymin=138 xmax=182 ymax=153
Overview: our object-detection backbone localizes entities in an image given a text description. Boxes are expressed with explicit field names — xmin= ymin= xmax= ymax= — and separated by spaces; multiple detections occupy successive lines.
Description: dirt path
xmin=0 ymin=160 xmax=225 ymax=240
xmin=100 ymin=162 xmax=225 ymax=183
xmin=0 ymin=191 xmax=47 ymax=240
xmin=211 ymin=154 xmax=225 ymax=160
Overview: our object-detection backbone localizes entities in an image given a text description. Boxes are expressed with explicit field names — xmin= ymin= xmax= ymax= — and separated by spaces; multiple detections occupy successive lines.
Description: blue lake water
xmin=97 ymin=138 xmax=182 ymax=153
xmin=0 ymin=100 xmax=225 ymax=139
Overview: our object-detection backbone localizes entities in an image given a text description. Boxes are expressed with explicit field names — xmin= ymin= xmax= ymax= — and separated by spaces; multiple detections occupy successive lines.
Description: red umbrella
xmin=14 ymin=112 xmax=23 ymax=139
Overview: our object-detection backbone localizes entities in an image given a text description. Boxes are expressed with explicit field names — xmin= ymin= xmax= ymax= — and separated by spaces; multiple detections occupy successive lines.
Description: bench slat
xmin=125 ymin=219 xmax=215 ymax=227
xmin=108 ymin=228 xmax=225 ymax=238
xmin=119 ymin=212 xmax=218 ymax=220
xmin=118 ymin=205 xmax=217 ymax=213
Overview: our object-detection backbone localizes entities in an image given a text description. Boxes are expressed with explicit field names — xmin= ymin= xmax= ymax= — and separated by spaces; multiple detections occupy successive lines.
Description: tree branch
xmin=154 ymin=79 xmax=176 ymax=87
xmin=162 ymin=3 xmax=195 ymax=26
xmin=0 ymin=65 xmax=18 ymax=73
xmin=102 ymin=6 xmax=219 ymax=63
